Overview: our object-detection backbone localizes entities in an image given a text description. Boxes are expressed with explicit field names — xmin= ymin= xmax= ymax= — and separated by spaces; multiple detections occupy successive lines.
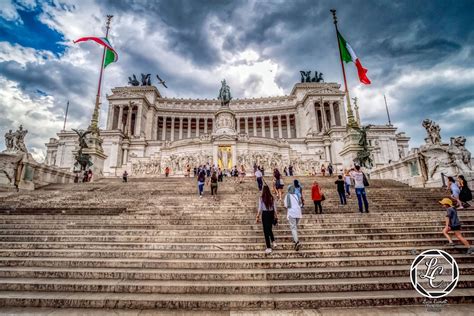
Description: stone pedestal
xmin=83 ymin=133 xmax=108 ymax=179
xmin=339 ymin=129 xmax=363 ymax=167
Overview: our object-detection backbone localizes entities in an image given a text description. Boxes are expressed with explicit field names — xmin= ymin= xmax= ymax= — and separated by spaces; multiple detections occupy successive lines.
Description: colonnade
xmin=313 ymin=101 xmax=343 ymax=133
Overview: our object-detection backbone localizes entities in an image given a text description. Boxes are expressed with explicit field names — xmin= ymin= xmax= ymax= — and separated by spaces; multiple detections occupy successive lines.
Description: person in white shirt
xmin=351 ymin=165 xmax=369 ymax=213
xmin=343 ymin=169 xmax=351 ymax=197
xmin=284 ymin=185 xmax=302 ymax=251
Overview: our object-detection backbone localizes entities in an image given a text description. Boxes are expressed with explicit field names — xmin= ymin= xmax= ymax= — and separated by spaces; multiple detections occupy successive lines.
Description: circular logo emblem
xmin=410 ymin=249 xmax=459 ymax=298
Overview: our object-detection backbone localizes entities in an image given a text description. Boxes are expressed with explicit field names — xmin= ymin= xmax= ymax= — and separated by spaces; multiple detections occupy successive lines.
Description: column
xmin=135 ymin=105 xmax=143 ymax=137
xmin=278 ymin=115 xmax=283 ymax=138
xmin=321 ymin=102 xmax=328 ymax=132
xmin=204 ymin=118 xmax=208 ymax=134
xmin=179 ymin=117 xmax=183 ymax=140
xmin=161 ymin=116 xmax=167 ymax=141
xmin=245 ymin=117 xmax=249 ymax=134
xmin=236 ymin=118 xmax=240 ymax=133
xmin=126 ymin=106 xmax=133 ymax=136
xmin=286 ymin=114 xmax=291 ymax=138
xmin=196 ymin=118 xmax=200 ymax=137
xmin=170 ymin=117 xmax=175 ymax=141
xmin=123 ymin=148 xmax=128 ymax=164
xmin=118 ymin=105 xmax=124 ymax=131
xmin=270 ymin=116 xmax=274 ymax=138
xmin=261 ymin=116 xmax=266 ymax=137
xmin=187 ymin=117 xmax=191 ymax=138
xmin=253 ymin=117 xmax=257 ymax=136
xmin=314 ymin=108 xmax=320 ymax=133
xmin=325 ymin=145 xmax=331 ymax=163
xmin=329 ymin=102 xmax=336 ymax=127
xmin=106 ymin=105 xmax=114 ymax=130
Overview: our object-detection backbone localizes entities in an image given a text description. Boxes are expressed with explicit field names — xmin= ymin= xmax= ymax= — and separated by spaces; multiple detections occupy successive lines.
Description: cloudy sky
xmin=1 ymin=0 xmax=473 ymax=161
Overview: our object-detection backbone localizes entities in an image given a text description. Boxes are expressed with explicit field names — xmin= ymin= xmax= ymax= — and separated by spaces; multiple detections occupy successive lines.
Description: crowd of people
xmin=118 ymin=161 xmax=473 ymax=255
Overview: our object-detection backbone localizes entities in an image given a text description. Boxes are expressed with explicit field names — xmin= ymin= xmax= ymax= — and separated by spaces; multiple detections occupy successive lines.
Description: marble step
xmin=1 ymin=275 xmax=474 ymax=294
xmin=1 ymin=226 xmax=470 ymax=237
xmin=0 ymin=289 xmax=472 ymax=309
xmin=1 ymin=237 xmax=473 ymax=251
xmin=2 ymin=231 xmax=471 ymax=243
xmin=1 ymin=245 xmax=473 ymax=260
xmin=2 ymin=254 xmax=474 ymax=269
xmin=1 ymin=265 xmax=473 ymax=281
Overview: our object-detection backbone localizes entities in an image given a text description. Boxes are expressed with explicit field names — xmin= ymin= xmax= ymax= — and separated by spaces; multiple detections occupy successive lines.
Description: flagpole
xmin=63 ymin=100 xmax=69 ymax=131
xmin=330 ymin=9 xmax=357 ymax=129
xmin=384 ymin=94 xmax=392 ymax=126
xmin=89 ymin=15 xmax=113 ymax=135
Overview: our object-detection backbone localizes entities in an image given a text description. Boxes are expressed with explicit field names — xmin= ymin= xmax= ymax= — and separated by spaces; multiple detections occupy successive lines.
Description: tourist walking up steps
xmin=328 ymin=164 xmax=334 ymax=177
xmin=239 ymin=165 xmax=246 ymax=183
xmin=335 ymin=175 xmax=346 ymax=205
xmin=197 ymin=168 xmax=206 ymax=198
xmin=255 ymin=167 xmax=263 ymax=192
xmin=321 ymin=165 xmax=326 ymax=177
xmin=344 ymin=170 xmax=351 ymax=197
xmin=439 ymin=198 xmax=474 ymax=254
xmin=122 ymin=171 xmax=128 ymax=183
xmin=352 ymin=165 xmax=369 ymax=213
xmin=458 ymin=175 xmax=472 ymax=207
xmin=447 ymin=176 xmax=464 ymax=209
xmin=256 ymin=185 xmax=278 ymax=254
xmin=273 ymin=168 xmax=284 ymax=201
xmin=284 ymin=185 xmax=302 ymax=251
xmin=293 ymin=179 xmax=304 ymax=206
xmin=311 ymin=180 xmax=324 ymax=214
xmin=210 ymin=171 xmax=218 ymax=200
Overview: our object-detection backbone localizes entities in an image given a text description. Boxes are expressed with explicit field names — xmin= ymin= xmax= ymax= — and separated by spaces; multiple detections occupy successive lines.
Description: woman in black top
xmin=256 ymin=185 xmax=278 ymax=254
xmin=273 ymin=168 xmax=284 ymax=201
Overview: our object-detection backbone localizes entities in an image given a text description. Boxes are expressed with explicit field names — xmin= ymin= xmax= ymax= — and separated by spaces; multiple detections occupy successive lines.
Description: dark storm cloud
xmin=1 ymin=0 xmax=474 ymax=153
xmin=0 ymin=58 xmax=96 ymax=122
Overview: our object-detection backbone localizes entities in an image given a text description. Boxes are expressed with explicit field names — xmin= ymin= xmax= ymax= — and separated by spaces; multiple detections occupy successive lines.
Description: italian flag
xmin=337 ymin=31 xmax=371 ymax=85
xmin=74 ymin=37 xmax=118 ymax=68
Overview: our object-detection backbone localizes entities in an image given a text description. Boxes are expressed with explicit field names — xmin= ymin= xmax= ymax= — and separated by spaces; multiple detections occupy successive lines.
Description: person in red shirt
xmin=311 ymin=180 xmax=324 ymax=214
xmin=165 ymin=167 xmax=170 ymax=177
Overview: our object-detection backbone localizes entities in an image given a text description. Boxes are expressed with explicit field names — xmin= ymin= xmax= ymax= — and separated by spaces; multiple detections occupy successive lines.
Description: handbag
xmin=321 ymin=194 xmax=326 ymax=201
xmin=363 ymin=173 xmax=370 ymax=187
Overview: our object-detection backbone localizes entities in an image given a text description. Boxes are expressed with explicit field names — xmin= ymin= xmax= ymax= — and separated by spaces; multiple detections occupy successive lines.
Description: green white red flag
xmin=337 ymin=31 xmax=371 ymax=84
xmin=74 ymin=37 xmax=118 ymax=68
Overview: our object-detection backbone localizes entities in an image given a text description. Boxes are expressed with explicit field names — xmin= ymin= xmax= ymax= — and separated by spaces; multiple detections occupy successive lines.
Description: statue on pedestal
xmin=218 ymin=79 xmax=232 ymax=107
xmin=72 ymin=129 xmax=93 ymax=171
xmin=354 ymin=124 xmax=373 ymax=168
xmin=3 ymin=125 xmax=28 ymax=154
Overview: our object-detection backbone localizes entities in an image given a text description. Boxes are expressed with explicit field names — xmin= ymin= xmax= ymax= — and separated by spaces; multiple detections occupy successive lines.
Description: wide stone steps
xmin=1 ymin=264 xmax=473 ymax=281
xmin=0 ymin=245 xmax=472 ymax=260
xmin=2 ymin=231 xmax=472 ymax=243
xmin=0 ymin=176 xmax=471 ymax=311
xmin=1 ymin=238 xmax=473 ymax=251
xmin=1 ymin=275 xmax=474 ymax=294
xmin=0 ymin=289 xmax=472 ymax=309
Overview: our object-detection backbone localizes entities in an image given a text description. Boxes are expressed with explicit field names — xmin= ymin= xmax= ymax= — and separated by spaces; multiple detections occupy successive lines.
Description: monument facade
xmin=44 ymin=81 xmax=410 ymax=177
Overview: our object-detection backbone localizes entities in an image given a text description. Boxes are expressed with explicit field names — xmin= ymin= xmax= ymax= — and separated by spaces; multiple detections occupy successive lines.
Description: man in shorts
xmin=439 ymin=198 xmax=474 ymax=254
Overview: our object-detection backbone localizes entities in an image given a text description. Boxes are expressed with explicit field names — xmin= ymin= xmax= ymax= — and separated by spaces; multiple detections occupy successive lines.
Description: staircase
xmin=0 ymin=176 xmax=473 ymax=311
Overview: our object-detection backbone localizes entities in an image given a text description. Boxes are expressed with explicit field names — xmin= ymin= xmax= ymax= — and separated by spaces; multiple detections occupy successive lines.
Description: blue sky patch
xmin=0 ymin=7 xmax=65 ymax=55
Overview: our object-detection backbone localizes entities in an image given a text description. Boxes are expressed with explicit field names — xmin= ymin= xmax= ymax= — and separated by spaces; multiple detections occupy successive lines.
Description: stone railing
xmin=1 ymin=152 xmax=75 ymax=191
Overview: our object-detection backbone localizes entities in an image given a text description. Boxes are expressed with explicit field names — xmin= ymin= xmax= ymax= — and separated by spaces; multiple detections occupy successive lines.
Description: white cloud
xmin=0 ymin=41 xmax=54 ymax=65
xmin=0 ymin=77 xmax=80 ymax=161
xmin=0 ymin=0 xmax=21 ymax=23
